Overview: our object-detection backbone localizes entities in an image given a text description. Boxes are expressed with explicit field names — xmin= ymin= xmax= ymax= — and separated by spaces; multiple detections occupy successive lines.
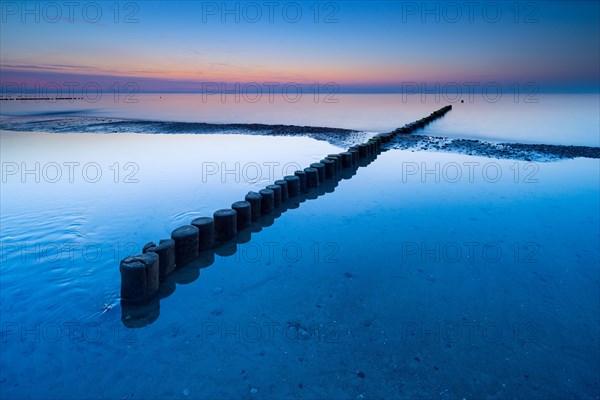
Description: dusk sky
xmin=1 ymin=1 xmax=599 ymax=92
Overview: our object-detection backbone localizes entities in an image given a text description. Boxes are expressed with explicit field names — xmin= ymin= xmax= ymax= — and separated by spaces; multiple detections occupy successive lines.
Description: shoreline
xmin=2 ymin=115 xmax=600 ymax=161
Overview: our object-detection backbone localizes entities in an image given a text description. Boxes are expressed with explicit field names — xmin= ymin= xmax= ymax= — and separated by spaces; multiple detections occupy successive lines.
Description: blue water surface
xmin=1 ymin=129 xmax=598 ymax=399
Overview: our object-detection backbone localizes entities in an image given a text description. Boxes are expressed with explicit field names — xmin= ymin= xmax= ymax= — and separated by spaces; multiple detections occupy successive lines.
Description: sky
xmin=0 ymin=0 xmax=599 ymax=93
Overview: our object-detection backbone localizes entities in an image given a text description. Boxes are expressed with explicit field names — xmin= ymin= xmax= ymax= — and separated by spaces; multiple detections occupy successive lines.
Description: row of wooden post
xmin=119 ymin=105 xmax=452 ymax=304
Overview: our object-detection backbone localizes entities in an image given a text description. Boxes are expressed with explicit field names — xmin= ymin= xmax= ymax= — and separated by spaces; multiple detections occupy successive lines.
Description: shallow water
xmin=1 ymin=93 xmax=599 ymax=146
xmin=1 ymin=130 xmax=598 ymax=399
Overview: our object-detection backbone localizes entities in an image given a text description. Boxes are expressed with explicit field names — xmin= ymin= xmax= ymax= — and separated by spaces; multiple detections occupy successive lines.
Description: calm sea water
xmin=1 ymin=95 xmax=599 ymax=399
xmin=1 ymin=93 xmax=599 ymax=146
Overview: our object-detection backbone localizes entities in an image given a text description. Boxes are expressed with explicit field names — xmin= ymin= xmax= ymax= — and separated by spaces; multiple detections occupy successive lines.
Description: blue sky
xmin=1 ymin=1 xmax=598 ymax=92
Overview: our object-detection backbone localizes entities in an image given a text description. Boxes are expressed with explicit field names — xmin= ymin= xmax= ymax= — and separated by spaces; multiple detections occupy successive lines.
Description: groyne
xmin=119 ymin=105 xmax=453 ymax=326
